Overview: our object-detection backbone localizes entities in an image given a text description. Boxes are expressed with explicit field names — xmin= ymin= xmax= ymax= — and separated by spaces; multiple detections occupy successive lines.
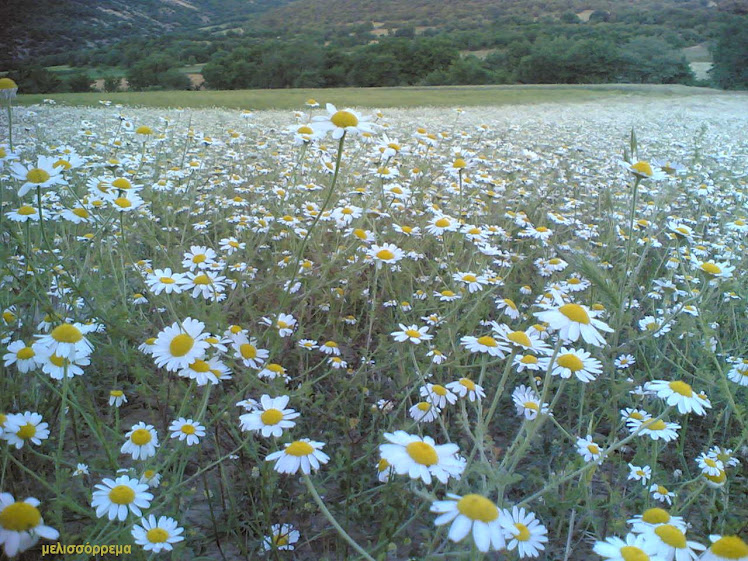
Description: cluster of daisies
xmin=1 ymin=93 xmax=746 ymax=559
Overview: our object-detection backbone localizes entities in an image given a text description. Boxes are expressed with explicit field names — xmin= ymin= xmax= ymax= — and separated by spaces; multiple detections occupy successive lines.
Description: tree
xmin=709 ymin=18 xmax=748 ymax=89
xmin=127 ymin=54 xmax=186 ymax=90
xmin=65 ymin=72 xmax=92 ymax=92
xmin=8 ymin=67 xmax=62 ymax=94
xmin=619 ymin=37 xmax=693 ymax=84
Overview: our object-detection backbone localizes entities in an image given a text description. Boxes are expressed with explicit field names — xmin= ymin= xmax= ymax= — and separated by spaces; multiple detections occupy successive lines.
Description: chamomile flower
xmin=182 ymin=245 xmax=217 ymax=271
xmin=32 ymin=321 xmax=94 ymax=361
xmin=266 ymin=439 xmax=329 ymax=475
xmin=168 ymin=418 xmax=206 ymax=446
xmin=178 ymin=356 xmax=226 ymax=386
xmin=630 ymin=418 xmax=681 ymax=442
xmin=145 ymin=268 xmax=187 ymax=295
xmin=512 ymin=385 xmax=549 ymax=420
xmin=593 ymin=533 xmax=666 ymax=561
xmin=152 ymin=318 xmax=210 ymax=372
xmin=2 ymin=341 xmax=39 ymax=373
xmin=641 ymin=524 xmax=705 ymax=560
xmin=649 ymin=484 xmax=675 ymax=505
xmin=499 ymin=506 xmax=548 ymax=558
xmin=2 ymin=412 xmax=49 ymax=449
xmin=409 ymin=401 xmax=441 ymax=423
xmin=430 ymin=493 xmax=506 ymax=553
xmin=262 ymin=523 xmax=300 ymax=551
xmin=577 ymin=435 xmax=605 ymax=464
xmin=261 ymin=313 xmax=297 ymax=337
xmin=493 ymin=324 xmax=552 ymax=355
xmin=379 ymin=431 xmax=465 ymax=485
xmin=645 ymin=380 xmax=711 ymax=415
xmin=446 ymin=378 xmax=485 ymax=402
xmin=391 ymin=324 xmax=433 ymax=344
xmin=92 ymin=475 xmax=153 ymax=521
xmin=420 ymin=384 xmax=457 ymax=408
xmin=131 ymin=515 xmax=184 ymax=553
xmin=700 ymin=535 xmax=748 ymax=561
xmin=534 ymin=300 xmax=613 ymax=347
xmin=121 ymin=422 xmax=159 ymax=460
xmin=109 ymin=390 xmax=127 ymax=407
xmin=311 ymin=103 xmax=376 ymax=139
xmin=541 ymin=347 xmax=603 ymax=383
xmin=10 ymin=156 xmax=68 ymax=198
xmin=629 ymin=508 xmax=687 ymax=534
xmin=460 ymin=334 xmax=510 ymax=358
xmin=368 ymin=243 xmax=404 ymax=268
xmin=628 ymin=464 xmax=653 ymax=486
xmin=231 ymin=333 xmax=268 ymax=369
xmin=0 ymin=494 xmax=59 ymax=558
xmin=239 ymin=395 xmax=299 ymax=438
xmin=615 ymin=354 xmax=636 ymax=369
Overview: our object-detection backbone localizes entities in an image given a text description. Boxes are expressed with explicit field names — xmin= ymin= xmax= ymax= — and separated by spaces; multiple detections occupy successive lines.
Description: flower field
xmin=0 ymin=94 xmax=747 ymax=560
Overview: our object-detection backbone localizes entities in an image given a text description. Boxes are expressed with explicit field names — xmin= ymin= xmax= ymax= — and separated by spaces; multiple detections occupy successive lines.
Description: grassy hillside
xmin=14 ymin=84 xmax=728 ymax=110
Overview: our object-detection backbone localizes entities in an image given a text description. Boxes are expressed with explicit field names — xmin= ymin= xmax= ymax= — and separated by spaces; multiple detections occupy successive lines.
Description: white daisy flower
xmin=644 ymin=380 xmax=711 ymax=416
xmin=640 ymin=524 xmax=705 ymax=560
xmin=540 ymin=347 xmax=603 ymax=383
xmin=534 ymin=300 xmax=613 ymax=347
xmin=2 ymin=341 xmax=39 ymax=373
xmin=391 ymin=324 xmax=433 ymax=345
xmin=262 ymin=523 xmax=300 ymax=551
xmin=576 ymin=435 xmax=605 ymax=464
xmin=593 ymin=533 xmax=666 ymax=560
xmin=699 ymin=535 xmax=748 ymax=561
xmin=2 ymin=412 xmax=49 ymax=449
xmin=430 ymin=493 xmax=506 ymax=553
xmin=10 ymin=155 xmax=67 ymax=198
xmin=420 ymin=383 xmax=457 ymax=408
xmin=92 ymin=475 xmax=153 ymax=521
xmin=379 ymin=431 xmax=465 ymax=486
xmin=169 ymin=418 xmax=206 ymax=446
xmin=460 ymin=334 xmax=510 ymax=358
xmin=0 ymin=494 xmax=59 ymax=558
xmin=409 ymin=401 xmax=441 ymax=423
xmin=239 ymin=395 xmax=300 ymax=438
xmin=628 ymin=508 xmax=687 ymax=535
xmin=121 ymin=422 xmax=159 ymax=460
xmin=446 ymin=378 xmax=485 ymax=402
xmin=152 ymin=318 xmax=210 ymax=372
xmin=131 ymin=515 xmax=185 ymax=553
xmin=311 ymin=103 xmax=376 ymax=139
xmin=231 ymin=333 xmax=269 ymax=369
xmin=499 ymin=506 xmax=549 ymax=558
xmin=265 ymin=439 xmax=329 ymax=475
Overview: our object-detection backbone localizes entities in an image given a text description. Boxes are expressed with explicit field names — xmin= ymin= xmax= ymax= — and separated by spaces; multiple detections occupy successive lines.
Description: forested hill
xmin=0 ymin=0 xmax=292 ymax=64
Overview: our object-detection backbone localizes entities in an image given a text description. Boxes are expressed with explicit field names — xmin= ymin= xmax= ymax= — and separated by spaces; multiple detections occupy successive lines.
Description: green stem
xmin=302 ymin=473 xmax=375 ymax=561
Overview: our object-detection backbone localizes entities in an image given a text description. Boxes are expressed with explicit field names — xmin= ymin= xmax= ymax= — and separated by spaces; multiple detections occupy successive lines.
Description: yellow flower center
xmin=700 ymin=262 xmax=722 ymax=275
xmin=53 ymin=159 xmax=71 ymax=170
xmin=416 ymin=402 xmax=431 ymax=412
xmin=17 ymin=423 xmax=37 ymax=440
xmin=711 ymin=536 xmax=748 ymax=558
xmin=377 ymin=458 xmax=390 ymax=472
xmin=620 ymin=546 xmax=649 ymax=561
xmin=441 ymin=290 xmax=456 ymax=297
xmin=108 ymin=485 xmax=135 ymax=505
xmin=17 ymin=347 xmax=35 ymax=360
xmin=476 ymin=336 xmax=498 ymax=348
xmin=536 ymin=226 xmax=549 ymax=233
xmin=642 ymin=508 xmax=670 ymax=524
xmin=503 ymin=298 xmax=517 ymax=310
xmin=431 ymin=385 xmax=447 ymax=396
xmin=131 ymin=428 xmax=152 ymax=445
xmin=376 ymin=249 xmax=395 ymax=261
xmin=557 ymin=353 xmax=583 ymax=372
xmin=114 ymin=197 xmax=132 ymax=208
xmin=520 ymin=355 xmax=538 ymax=364
xmin=456 ymin=494 xmax=498 ymax=522
xmin=644 ymin=419 xmax=667 ymax=431
xmin=453 ymin=158 xmax=467 ymax=169
xmin=192 ymin=274 xmax=211 ymax=285
xmin=180 ymin=424 xmax=196 ymax=435
xmin=110 ymin=390 xmax=124 ymax=397
xmin=331 ymin=110 xmax=358 ymax=128
xmin=507 ymin=331 xmax=531 ymax=347
xmin=146 ymin=528 xmax=169 ymax=543
xmin=459 ymin=378 xmax=476 ymax=391
xmin=261 ymin=409 xmax=284 ymax=425
xmin=435 ymin=218 xmax=450 ymax=228
xmin=654 ymin=525 xmax=686 ymax=548
xmin=524 ymin=401 xmax=539 ymax=411
xmin=286 ymin=441 xmax=314 ymax=456
xmin=587 ymin=444 xmax=600 ymax=455
xmin=112 ymin=178 xmax=131 ymax=190
xmin=0 ymin=78 xmax=17 ymax=90
xmin=559 ymin=304 xmax=590 ymax=324
xmin=49 ymin=354 xmax=67 ymax=367
xmin=704 ymin=470 xmax=726 ymax=485
xmin=136 ymin=126 xmax=153 ymax=135
xmin=462 ymin=274 xmax=477 ymax=283
xmin=668 ymin=380 xmax=693 ymax=397
xmin=160 ymin=276 xmax=175 ymax=284
xmin=0 ymin=502 xmax=42 ymax=531
xmin=51 ymin=323 xmax=83 ymax=343
xmin=190 ymin=359 xmax=210 ymax=373
xmin=18 ymin=205 xmax=37 ymax=216
xmin=406 ymin=441 xmax=438 ymax=466
xmin=514 ymin=523 xmax=531 ymax=541
xmin=169 ymin=334 xmax=194 ymax=357
xmin=404 ymin=329 xmax=422 ymax=339
xmin=26 ymin=168 xmax=51 ymax=184
xmin=632 ymin=161 xmax=653 ymax=177
xmin=267 ymin=364 xmax=284 ymax=374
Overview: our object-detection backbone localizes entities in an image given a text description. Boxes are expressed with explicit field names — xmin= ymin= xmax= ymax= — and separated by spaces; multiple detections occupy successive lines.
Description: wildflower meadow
xmin=0 ymin=89 xmax=746 ymax=560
